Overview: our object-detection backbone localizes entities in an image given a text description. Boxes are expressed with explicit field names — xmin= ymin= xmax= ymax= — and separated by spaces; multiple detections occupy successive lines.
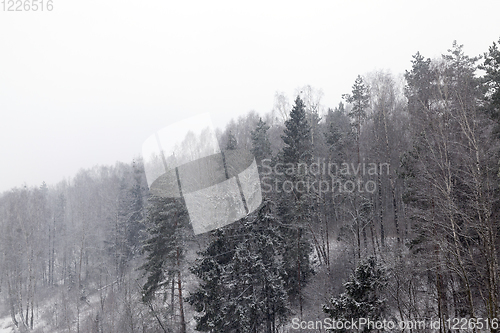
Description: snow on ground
xmin=0 ymin=316 xmax=15 ymax=333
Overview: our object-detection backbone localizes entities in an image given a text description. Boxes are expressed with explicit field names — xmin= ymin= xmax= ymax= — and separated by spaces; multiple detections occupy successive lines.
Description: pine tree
xmin=307 ymin=107 xmax=323 ymax=156
xmin=128 ymin=159 xmax=146 ymax=251
xmin=188 ymin=201 xmax=290 ymax=333
xmin=404 ymin=52 xmax=434 ymax=114
xmin=141 ymin=196 xmax=189 ymax=333
xmin=226 ymin=131 xmax=238 ymax=150
xmin=343 ymin=75 xmax=370 ymax=143
xmin=480 ymin=37 xmax=500 ymax=135
xmin=279 ymin=96 xmax=314 ymax=212
xmin=282 ymin=96 xmax=313 ymax=166
xmin=107 ymin=160 xmax=146 ymax=282
xmin=250 ymin=118 xmax=272 ymax=162
xmin=187 ymin=227 xmax=231 ymax=332
xmin=278 ymin=96 xmax=314 ymax=318
xmin=325 ymin=102 xmax=353 ymax=161
xmin=341 ymin=76 xmax=373 ymax=258
xmin=323 ymin=256 xmax=387 ymax=333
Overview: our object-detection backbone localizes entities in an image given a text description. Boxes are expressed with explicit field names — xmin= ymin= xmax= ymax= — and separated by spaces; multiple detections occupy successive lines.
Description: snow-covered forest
xmin=1 ymin=38 xmax=500 ymax=332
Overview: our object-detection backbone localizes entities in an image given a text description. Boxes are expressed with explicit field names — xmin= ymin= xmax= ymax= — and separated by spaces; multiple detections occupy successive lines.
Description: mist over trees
xmin=1 ymin=38 xmax=500 ymax=332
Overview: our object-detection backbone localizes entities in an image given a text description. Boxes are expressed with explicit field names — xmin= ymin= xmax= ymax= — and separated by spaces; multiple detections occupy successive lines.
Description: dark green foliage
xmin=226 ymin=131 xmax=238 ymax=150
xmin=281 ymin=96 xmax=313 ymax=166
xmin=128 ymin=160 xmax=147 ymax=249
xmin=250 ymin=118 xmax=272 ymax=162
xmin=140 ymin=196 xmax=189 ymax=302
xmin=280 ymin=227 xmax=313 ymax=296
xmin=404 ymin=52 xmax=434 ymax=113
xmin=443 ymin=41 xmax=479 ymax=86
xmin=442 ymin=41 xmax=481 ymax=115
xmin=187 ymin=202 xmax=290 ymax=332
xmin=307 ymin=106 xmax=324 ymax=157
xmin=113 ymin=161 xmax=146 ymax=272
xmin=278 ymin=95 xmax=313 ymax=205
xmin=276 ymin=95 xmax=314 ymax=313
xmin=480 ymin=37 xmax=500 ymax=135
xmin=343 ymin=75 xmax=370 ymax=139
xmin=325 ymin=103 xmax=354 ymax=160
xmin=482 ymin=38 xmax=500 ymax=109
xmin=187 ymin=228 xmax=231 ymax=332
xmin=323 ymin=257 xmax=387 ymax=332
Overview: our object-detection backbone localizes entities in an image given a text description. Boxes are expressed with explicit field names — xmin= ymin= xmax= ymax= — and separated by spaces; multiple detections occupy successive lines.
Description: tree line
xmin=0 ymin=37 xmax=500 ymax=332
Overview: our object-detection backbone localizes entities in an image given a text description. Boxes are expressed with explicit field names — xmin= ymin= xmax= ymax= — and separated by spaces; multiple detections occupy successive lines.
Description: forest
xmin=1 ymin=37 xmax=500 ymax=332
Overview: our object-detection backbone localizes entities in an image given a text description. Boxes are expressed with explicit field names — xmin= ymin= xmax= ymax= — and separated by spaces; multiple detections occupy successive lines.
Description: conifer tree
xmin=188 ymin=201 xmax=290 ymax=333
xmin=341 ymin=76 xmax=372 ymax=258
xmin=188 ymin=227 xmax=232 ymax=332
xmin=141 ymin=196 xmax=189 ymax=333
xmin=323 ymin=256 xmax=387 ymax=333
xmin=278 ymin=96 xmax=314 ymax=318
xmin=325 ymin=102 xmax=353 ymax=161
xmin=343 ymin=75 xmax=370 ymax=143
xmin=282 ymin=96 xmax=313 ymax=167
xmin=480 ymin=37 xmax=500 ymax=134
xmin=250 ymin=118 xmax=272 ymax=162
xmin=226 ymin=131 xmax=238 ymax=150
xmin=109 ymin=160 xmax=146 ymax=281
xmin=405 ymin=52 xmax=433 ymax=114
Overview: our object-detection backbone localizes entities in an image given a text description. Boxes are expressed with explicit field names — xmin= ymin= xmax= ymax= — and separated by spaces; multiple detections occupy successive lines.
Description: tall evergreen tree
xmin=188 ymin=201 xmax=290 ymax=333
xmin=109 ymin=160 xmax=146 ymax=281
xmin=343 ymin=75 xmax=370 ymax=143
xmin=323 ymin=256 xmax=387 ymax=333
xmin=282 ymin=96 xmax=313 ymax=166
xmin=278 ymin=96 xmax=314 ymax=318
xmin=480 ymin=37 xmax=500 ymax=134
xmin=405 ymin=52 xmax=434 ymax=114
xmin=325 ymin=103 xmax=353 ymax=161
xmin=250 ymin=118 xmax=272 ymax=162
xmin=141 ymin=196 xmax=189 ymax=333
xmin=226 ymin=131 xmax=238 ymax=150
xmin=342 ymin=76 xmax=372 ymax=258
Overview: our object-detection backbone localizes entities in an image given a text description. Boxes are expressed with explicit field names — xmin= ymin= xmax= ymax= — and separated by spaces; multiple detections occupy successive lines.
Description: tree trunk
xmin=177 ymin=272 xmax=186 ymax=333
xmin=378 ymin=173 xmax=385 ymax=248
xmin=297 ymin=227 xmax=302 ymax=320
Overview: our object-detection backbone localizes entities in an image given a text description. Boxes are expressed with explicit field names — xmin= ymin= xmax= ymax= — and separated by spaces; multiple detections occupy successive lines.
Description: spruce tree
xmin=343 ymin=75 xmax=370 ymax=143
xmin=325 ymin=102 xmax=353 ymax=161
xmin=187 ymin=202 xmax=290 ymax=333
xmin=404 ymin=52 xmax=434 ymax=114
xmin=342 ymin=76 xmax=372 ymax=258
xmin=323 ymin=256 xmax=387 ymax=333
xmin=226 ymin=131 xmax=238 ymax=150
xmin=187 ymin=228 xmax=232 ymax=332
xmin=250 ymin=118 xmax=272 ymax=162
xmin=109 ymin=160 xmax=146 ymax=281
xmin=141 ymin=196 xmax=189 ymax=333
xmin=282 ymin=96 xmax=313 ymax=167
xmin=480 ymin=37 xmax=500 ymax=135
xmin=278 ymin=96 xmax=314 ymax=318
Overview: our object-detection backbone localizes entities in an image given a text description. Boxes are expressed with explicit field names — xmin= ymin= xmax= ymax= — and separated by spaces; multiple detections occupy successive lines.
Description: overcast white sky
xmin=1 ymin=0 xmax=499 ymax=193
